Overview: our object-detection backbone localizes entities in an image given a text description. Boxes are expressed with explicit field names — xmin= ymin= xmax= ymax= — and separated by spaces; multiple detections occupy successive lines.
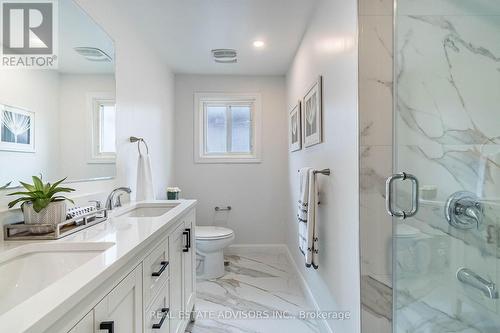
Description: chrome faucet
xmin=457 ymin=268 xmax=499 ymax=299
xmin=106 ymin=187 xmax=132 ymax=210
xmin=445 ymin=191 xmax=484 ymax=230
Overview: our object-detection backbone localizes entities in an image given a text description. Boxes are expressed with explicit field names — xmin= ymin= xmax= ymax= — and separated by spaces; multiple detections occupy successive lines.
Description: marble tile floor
xmin=185 ymin=251 xmax=321 ymax=333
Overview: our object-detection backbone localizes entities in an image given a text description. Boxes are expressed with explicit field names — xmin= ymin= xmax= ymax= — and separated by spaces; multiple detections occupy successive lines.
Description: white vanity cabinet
xmin=169 ymin=223 xmax=186 ymax=333
xmin=183 ymin=212 xmax=196 ymax=316
xmin=94 ymin=264 xmax=143 ymax=333
xmin=67 ymin=311 xmax=93 ymax=333
xmin=67 ymin=264 xmax=143 ymax=333
xmin=58 ymin=207 xmax=197 ymax=333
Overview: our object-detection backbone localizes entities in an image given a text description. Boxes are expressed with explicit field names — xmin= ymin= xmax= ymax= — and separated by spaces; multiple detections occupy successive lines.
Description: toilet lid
xmin=196 ymin=226 xmax=234 ymax=240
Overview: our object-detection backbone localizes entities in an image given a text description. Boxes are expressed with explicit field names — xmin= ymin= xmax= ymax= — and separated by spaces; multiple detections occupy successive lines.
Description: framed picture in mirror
xmin=0 ymin=104 xmax=35 ymax=153
xmin=302 ymin=76 xmax=322 ymax=147
xmin=289 ymin=102 xmax=301 ymax=152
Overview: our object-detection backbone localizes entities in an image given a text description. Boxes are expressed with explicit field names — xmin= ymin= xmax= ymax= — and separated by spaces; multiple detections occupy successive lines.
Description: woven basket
xmin=22 ymin=201 xmax=67 ymax=234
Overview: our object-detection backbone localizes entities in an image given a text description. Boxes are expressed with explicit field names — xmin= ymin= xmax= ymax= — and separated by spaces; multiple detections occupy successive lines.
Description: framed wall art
xmin=289 ymin=101 xmax=301 ymax=152
xmin=302 ymin=76 xmax=322 ymax=147
xmin=0 ymin=104 xmax=35 ymax=152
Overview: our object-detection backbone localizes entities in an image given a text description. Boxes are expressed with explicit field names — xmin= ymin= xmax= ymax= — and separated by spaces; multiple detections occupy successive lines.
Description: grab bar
xmin=296 ymin=168 xmax=331 ymax=176
xmin=215 ymin=206 xmax=232 ymax=212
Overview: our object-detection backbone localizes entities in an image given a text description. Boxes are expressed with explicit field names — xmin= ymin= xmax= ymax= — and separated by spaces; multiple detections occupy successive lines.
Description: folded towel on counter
xmin=297 ymin=167 xmax=319 ymax=269
xmin=66 ymin=206 xmax=96 ymax=220
xmin=137 ymin=153 xmax=155 ymax=201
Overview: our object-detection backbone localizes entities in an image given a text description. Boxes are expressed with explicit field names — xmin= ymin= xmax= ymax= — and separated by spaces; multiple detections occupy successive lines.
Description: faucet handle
xmin=89 ymin=200 xmax=102 ymax=210
xmin=445 ymin=191 xmax=484 ymax=230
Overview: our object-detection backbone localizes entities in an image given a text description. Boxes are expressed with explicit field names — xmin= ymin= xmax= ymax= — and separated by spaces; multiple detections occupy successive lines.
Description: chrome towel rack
xmin=297 ymin=168 xmax=331 ymax=176
xmin=130 ymin=136 xmax=149 ymax=155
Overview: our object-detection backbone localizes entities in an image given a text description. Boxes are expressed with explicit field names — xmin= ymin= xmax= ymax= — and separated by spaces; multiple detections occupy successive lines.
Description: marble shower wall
xmin=394 ymin=0 xmax=500 ymax=332
xmin=358 ymin=0 xmax=394 ymax=332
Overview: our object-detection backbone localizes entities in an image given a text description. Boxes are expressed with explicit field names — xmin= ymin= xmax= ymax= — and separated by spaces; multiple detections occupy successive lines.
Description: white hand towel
xmin=297 ymin=167 xmax=319 ymax=269
xmin=136 ymin=153 xmax=155 ymax=201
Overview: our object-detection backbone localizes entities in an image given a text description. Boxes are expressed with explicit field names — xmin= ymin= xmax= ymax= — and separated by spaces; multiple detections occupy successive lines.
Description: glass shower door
xmin=391 ymin=1 xmax=500 ymax=332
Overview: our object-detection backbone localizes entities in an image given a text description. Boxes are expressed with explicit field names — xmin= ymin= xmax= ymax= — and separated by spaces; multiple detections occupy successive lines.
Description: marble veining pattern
xmin=394 ymin=1 xmax=500 ymax=331
xmin=358 ymin=2 xmax=394 ymax=332
xmin=361 ymin=275 xmax=392 ymax=321
xmin=186 ymin=252 xmax=320 ymax=333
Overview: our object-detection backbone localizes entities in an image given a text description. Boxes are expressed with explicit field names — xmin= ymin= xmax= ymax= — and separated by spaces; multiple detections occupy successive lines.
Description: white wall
xmin=58 ymin=74 xmax=116 ymax=181
xmin=75 ymin=0 xmax=176 ymax=201
xmin=285 ymin=0 xmax=360 ymax=331
xmin=174 ymin=75 xmax=288 ymax=244
xmin=0 ymin=0 xmax=175 ymax=231
xmin=0 ymin=70 xmax=61 ymax=185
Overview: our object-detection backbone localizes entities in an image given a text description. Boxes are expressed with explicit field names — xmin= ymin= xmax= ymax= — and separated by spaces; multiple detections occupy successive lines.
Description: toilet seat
xmin=196 ymin=226 xmax=234 ymax=240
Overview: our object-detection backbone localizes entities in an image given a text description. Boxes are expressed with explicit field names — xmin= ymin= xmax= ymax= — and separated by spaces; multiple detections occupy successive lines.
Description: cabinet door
xmin=143 ymin=237 xmax=169 ymax=308
xmin=68 ymin=311 xmax=93 ymax=333
xmin=94 ymin=264 xmax=143 ymax=333
xmin=169 ymin=223 xmax=185 ymax=333
xmin=183 ymin=213 xmax=196 ymax=314
xmin=145 ymin=282 xmax=170 ymax=333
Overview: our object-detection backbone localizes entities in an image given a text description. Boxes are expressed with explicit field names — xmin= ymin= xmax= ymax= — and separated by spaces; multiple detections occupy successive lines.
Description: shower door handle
xmin=385 ymin=172 xmax=419 ymax=219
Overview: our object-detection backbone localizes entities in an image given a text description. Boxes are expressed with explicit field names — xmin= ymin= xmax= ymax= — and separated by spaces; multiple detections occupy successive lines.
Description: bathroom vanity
xmin=0 ymin=200 xmax=196 ymax=333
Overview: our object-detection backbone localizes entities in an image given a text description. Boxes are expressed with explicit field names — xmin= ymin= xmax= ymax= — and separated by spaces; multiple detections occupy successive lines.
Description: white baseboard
xmin=225 ymin=243 xmax=333 ymax=333
xmin=225 ymin=243 xmax=287 ymax=255
xmin=283 ymin=246 xmax=334 ymax=333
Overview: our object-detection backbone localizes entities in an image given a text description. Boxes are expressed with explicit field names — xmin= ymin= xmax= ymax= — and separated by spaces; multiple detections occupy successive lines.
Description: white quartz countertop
xmin=0 ymin=199 xmax=197 ymax=333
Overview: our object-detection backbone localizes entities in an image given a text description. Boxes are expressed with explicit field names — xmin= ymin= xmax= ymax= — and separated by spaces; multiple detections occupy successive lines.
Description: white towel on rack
xmin=136 ymin=153 xmax=155 ymax=201
xmin=297 ymin=167 xmax=319 ymax=269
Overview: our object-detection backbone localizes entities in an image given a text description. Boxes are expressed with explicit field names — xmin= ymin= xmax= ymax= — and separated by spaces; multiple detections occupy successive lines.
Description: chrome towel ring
xmin=130 ymin=136 xmax=149 ymax=155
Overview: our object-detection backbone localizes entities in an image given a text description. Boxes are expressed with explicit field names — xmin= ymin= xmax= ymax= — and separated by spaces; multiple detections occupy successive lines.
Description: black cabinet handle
xmin=100 ymin=321 xmax=114 ymax=333
xmin=186 ymin=228 xmax=191 ymax=249
xmin=152 ymin=307 xmax=169 ymax=329
xmin=151 ymin=261 xmax=169 ymax=277
xmin=183 ymin=230 xmax=189 ymax=252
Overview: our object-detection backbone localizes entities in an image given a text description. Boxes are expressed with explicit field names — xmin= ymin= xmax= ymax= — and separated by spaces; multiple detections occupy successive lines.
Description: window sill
xmin=195 ymin=155 xmax=261 ymax=164
xmin=87 ymin=158 xmax=116 ymax=165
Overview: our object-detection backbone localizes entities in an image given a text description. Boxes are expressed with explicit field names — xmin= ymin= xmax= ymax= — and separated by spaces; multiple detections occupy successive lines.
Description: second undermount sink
xmin=116 ymin=202 xmax=180 ymax=218
xmin=0 ymin=242 xmax=115 ymax=315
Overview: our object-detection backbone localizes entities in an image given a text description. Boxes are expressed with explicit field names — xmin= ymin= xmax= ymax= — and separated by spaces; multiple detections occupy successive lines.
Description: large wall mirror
xmin=0 ymin=0 xmax=116 ymax=188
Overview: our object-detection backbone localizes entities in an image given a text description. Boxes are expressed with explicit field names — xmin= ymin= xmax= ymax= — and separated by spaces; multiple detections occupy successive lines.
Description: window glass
xmin=99 ymin=104 xmax=116 ymax=154
xmin=206 ymin=105 xmax=227 ymax=153
xmin=230 ymin=105 xmax=251 ymax=153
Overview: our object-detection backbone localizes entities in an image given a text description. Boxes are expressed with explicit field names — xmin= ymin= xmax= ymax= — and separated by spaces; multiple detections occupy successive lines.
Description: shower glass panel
xmin=393 ymin=1 xmax=500 ymax=332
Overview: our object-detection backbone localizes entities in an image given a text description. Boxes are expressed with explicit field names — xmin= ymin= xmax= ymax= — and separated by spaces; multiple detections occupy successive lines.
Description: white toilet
xmin=196 ymin=226 xmax=235 ymax=279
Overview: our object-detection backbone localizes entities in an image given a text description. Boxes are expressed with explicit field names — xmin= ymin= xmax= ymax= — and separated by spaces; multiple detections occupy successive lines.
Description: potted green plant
xmin=7 ymin=176 xmax=75 ymax=234
xmin=167 ymin=187 xmax=181 ymax=200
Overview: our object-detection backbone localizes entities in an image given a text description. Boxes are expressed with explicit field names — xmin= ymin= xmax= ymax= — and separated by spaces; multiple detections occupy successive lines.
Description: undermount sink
xmin=116 ymin=202 xmax=180 ymax=218
xmin=0 ymin=242 xmax=115 ymax=315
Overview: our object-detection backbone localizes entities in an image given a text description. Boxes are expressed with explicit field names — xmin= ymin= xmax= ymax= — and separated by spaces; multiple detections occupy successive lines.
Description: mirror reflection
xmin=0 ymin=0 xmax=116 ymax=187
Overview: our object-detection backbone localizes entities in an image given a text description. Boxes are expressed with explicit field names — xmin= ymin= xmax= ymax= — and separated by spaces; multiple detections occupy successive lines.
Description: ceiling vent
xmin=74 ymin=47 xmax=112 ymax=62
xmin=211 ymin=49 xmax=237 ymax=63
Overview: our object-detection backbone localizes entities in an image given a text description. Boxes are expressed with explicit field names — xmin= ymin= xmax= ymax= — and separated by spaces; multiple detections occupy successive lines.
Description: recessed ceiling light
xmin=253 ymin=40 xmax=265 ymax=48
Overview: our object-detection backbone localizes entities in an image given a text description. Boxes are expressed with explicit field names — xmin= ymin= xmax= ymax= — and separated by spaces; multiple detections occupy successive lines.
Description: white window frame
xmin=194 ymin=92 xmax=262 ymax=164
xmin=87 ymin=92 xmax=116 ymax=164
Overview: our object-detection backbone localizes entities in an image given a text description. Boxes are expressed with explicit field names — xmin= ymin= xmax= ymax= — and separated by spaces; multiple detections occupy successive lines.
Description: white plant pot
xmin=22 ymin=201 xmax=67 ymax=234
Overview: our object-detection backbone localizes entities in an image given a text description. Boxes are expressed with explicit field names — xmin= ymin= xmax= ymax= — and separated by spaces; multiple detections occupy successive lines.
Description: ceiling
xmin=115 ymin=0 xmax=318 ymax=75
xmin=58 ymin=0 xmax=114 ymax=74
